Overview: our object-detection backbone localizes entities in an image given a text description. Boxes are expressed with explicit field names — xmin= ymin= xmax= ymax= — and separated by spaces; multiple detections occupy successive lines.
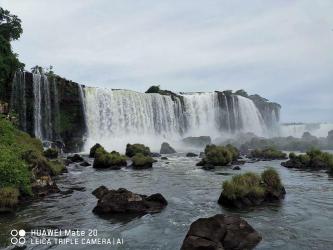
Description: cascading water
xmin=84 ymin=89 xmax=271 ymax=151
xmin=10 ymin=72 xmax=27 ymax=131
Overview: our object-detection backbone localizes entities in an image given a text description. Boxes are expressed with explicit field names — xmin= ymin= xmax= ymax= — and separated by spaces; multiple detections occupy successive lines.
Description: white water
xmin=236 ymin=95 xmax=266 ymax=136
xmin=84 ymin=89 xmax=268 ymax=152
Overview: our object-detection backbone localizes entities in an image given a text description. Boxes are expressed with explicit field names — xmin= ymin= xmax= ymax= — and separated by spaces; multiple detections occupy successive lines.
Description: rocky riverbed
xmin=0 ymin=152 xmax=333 ymax=249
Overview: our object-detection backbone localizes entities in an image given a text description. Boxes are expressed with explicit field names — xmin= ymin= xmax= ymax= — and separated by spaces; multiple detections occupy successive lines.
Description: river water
xmin=1 ymin=154 xmax=333 ymax=250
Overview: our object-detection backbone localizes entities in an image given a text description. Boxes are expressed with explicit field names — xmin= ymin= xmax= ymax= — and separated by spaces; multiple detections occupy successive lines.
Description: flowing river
xmin=1 ymin=153 xmax=333 ymax=250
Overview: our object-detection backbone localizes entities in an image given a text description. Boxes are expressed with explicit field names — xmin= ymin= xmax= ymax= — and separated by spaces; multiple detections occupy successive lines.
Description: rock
xmin=80 ymin=161 xmax=91 ymax=167
xmin=233 ymin=166 xmax=241 ymax=170
xmin=180 ymin=214 xmax=262 ymax=250
xmin=31 ymin=176 xmax=60 ymax=197
xmin=93 ymin=148 xmax=127 ymax=169
xmin=89 ymin=143 xmax=103 ymax=158
xmin=197 ymin=145 xmax=233 ymax=167
xmin=67 ymin=154 xmax=84 ymax=163
xmin=182 ymin=136 xmax=212 ymax=148
xmin=160 ymin=142 xmax=176 ymax=154
xmin=186 ymin=152 xmax=198 ymax=157
xmin=126 ymin=143 xmax=151 ymax=157
xmin=43 ymin=148 xmax=59 ymax=159
xmin=150 ymin=152 xmax=161 ymax=157
xmin=92 ymin=186 xmax=168 ymax=215
xmin=161 ymin=157 xmax=168 ymax=160
xmin=131 ymin=153 xmax=154 ymax=169
xmin=199 ymin=152 xmax=205 ymax=158
xmin=218 ymin=168 xmax=286 ymax=209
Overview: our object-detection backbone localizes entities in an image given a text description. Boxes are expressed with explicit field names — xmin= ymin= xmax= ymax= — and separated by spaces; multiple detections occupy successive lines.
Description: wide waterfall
xmin=84 ymin=89 xmax=271 ymax=151
xmin=10 ymin=71 xmax=280 ymax=152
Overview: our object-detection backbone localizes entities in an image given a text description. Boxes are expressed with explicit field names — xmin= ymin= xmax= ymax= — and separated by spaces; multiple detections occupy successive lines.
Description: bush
xmin=261 ymin=168 xmax=282 ymax=190
xmin=93 ymin=148 xmax=127 ymax=169
xmin=197 ymin=144 xmax=233 ymax=166
xmin=89 ymin=143 xmax=103 ymax=158
xmin=222 ymin=172 xmax=264 ymax=200
xmin=43 ymin=148 xmax=58 ymax=159
xmin=48 ymin=160 xmax=66 ymax=175
xmin=250 ymin=147 xmax=287 ymax=160
xmin=0 ymin=187 xmax=19 ymax=208
xmin=225 ymin=144 xmax=240 ymax=161
xmin=126 ymin=143 xmax=151 ymax=157
xmin=131 ymin=153 xmax=154 ymax=169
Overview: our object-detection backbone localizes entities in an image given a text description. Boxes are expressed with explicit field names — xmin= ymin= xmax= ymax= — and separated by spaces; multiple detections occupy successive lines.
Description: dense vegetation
xmin=282 ymin=149 xmax=333 ymax=172
xmin=126 ymin=143 xmax=151 ymax=157
xmin=0 ymin=7 xmax=24 ymax=102
xmin=131 ymin=153 xmax=155 ymax=169
xmin=249 ymin=147 xmax=287 ymax=160
xmin=197 ymin=144 xmax=239 ymax=167
xmin=0 ymin=116 xmax=64 ymax=209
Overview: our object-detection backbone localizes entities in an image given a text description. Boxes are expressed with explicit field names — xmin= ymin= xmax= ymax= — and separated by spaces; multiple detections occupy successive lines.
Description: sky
xmin=1 ymin=0 xmax=333 ymax=123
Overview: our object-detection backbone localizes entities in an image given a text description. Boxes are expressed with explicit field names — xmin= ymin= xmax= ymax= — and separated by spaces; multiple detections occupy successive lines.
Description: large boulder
xmin=182 ymin=136 xmax=212 ymax=147
xmin=126 ymin=143 xmax=151 ymax=157
xmin=160 ymin=142 xmax=176 ymax=154
xmin=93 ymin=148 xmax=127 ymax=169
xmin=67 ymin=154 xmax=84 ymax=163
xmin=92 ymin=186 xmax=168 ymax=215
xmin=131 ymin=153 xmax=155 ymax=169
xmin=218 ymin=168 xmax=286 ymax=209
xmin=181 ymin=214 xmax=262 ymax=250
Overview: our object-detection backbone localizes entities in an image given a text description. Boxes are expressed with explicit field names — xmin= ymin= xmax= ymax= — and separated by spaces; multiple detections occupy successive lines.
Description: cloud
xmin=1 ymin=0 xmax=333 ymax=122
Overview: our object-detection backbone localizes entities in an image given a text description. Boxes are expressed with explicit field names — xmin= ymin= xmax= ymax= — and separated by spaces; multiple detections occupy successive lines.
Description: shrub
xmin=131 ymin=153 xmax=154 ymax=168
xmin=250 ymin=147 xmax=287 ymax=160
xmin=43 ymin=148 xmax=58 ymax=159
xmin=126 ymin=143 xmax=151 ymax=157
xmin=222 ymin=172 xmax=264 ymax=200
xmin=225 ymin=144 xmax=240 ymax=161
xmin=198 ymin=144 xmax=233 ymax=166
xmin=0 ymin=187 xmax=19 ymax=208
xmin=93 ymin=148 xmax=127 ymax=168
xmin=89 ymin=143 xmax=103 ymax=158
xmin=48 ymin=160 xmax=66 ymax=175
xmin=261 ymin=168 xmax=282 ymax=190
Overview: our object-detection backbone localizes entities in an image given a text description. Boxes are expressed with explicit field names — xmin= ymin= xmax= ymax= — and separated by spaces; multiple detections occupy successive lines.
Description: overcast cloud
xmin=1 ymin=0 xmax=332 ymax=122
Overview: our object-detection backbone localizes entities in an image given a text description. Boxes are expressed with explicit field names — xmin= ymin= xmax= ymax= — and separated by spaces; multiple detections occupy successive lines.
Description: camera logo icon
xmin=10 ymin=229 xmax=26 ymax=245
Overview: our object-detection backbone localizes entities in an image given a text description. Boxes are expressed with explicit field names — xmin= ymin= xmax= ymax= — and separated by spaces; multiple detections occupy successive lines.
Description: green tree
xmin=0 ymin=7 xmax=24 ymax=102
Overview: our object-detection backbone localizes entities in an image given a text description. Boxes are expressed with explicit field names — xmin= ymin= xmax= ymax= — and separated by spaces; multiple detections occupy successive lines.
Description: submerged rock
xmin=233 ymin=166 xmax=241 ymax=170
xmin=161 ymin=156 xmax=168 ymax=160
xmin=67 ymin=154 xmax=84 ymax=163
xmin=182 ymin=136 xmax=212 ymax=148
xmin=186 ymin=152 xmax=198 ymax=157
xmin=181 ymin=214 xmax=262 ymax=250
xmin=80 ymin=161 xmax=91 ymax=167
xmin=92 ymin=186 xmax=168 ymax=215
xmin=160 ymin=142 xmax=176 ymax=154
xmin=150 ymin=152 xmax=161 ymax=157
xmin=218 ymin=168 xmax=286 ymax=209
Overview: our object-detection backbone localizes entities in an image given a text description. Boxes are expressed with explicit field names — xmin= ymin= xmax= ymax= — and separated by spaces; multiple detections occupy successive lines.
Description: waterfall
xmin=236 ymin=95 xmax=266 ymax=136
xmin=84 ymin=89 xmax=272 ymax=151
xmin=280 ymin=123 xmax=333 ymax=138
xmin=10 ymin=72 xmax=27 ymax=131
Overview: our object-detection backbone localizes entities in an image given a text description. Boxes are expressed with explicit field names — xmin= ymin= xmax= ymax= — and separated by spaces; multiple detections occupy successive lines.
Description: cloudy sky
xmin=1 ymin=0 xmax=333 ymax=123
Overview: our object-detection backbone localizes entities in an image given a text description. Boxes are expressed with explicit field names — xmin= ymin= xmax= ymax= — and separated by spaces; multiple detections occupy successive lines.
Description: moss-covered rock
xmin=225 ymin=144 xmax=240 ymax=161
xmin=43 ymin=148 xmax=59 ymax=159
xmin=126 ymin=143 xmax=151 ymax=157
xmin=218 ymin=168 xmax=285 ymax=208
xmin=282 ymin=149 xmax=333 ymax=172
xmin=197 ymin=144 xmax=233 ymax=167
xmin=89 ymin=143 xmax=103 ymax=158
xmin=93 ymin=148 xmax=127 ymax=169
xmin=131 ymin=153 xmax=154 ymax=169
xmin=249 ymin=147 xmax=287 ymax=160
